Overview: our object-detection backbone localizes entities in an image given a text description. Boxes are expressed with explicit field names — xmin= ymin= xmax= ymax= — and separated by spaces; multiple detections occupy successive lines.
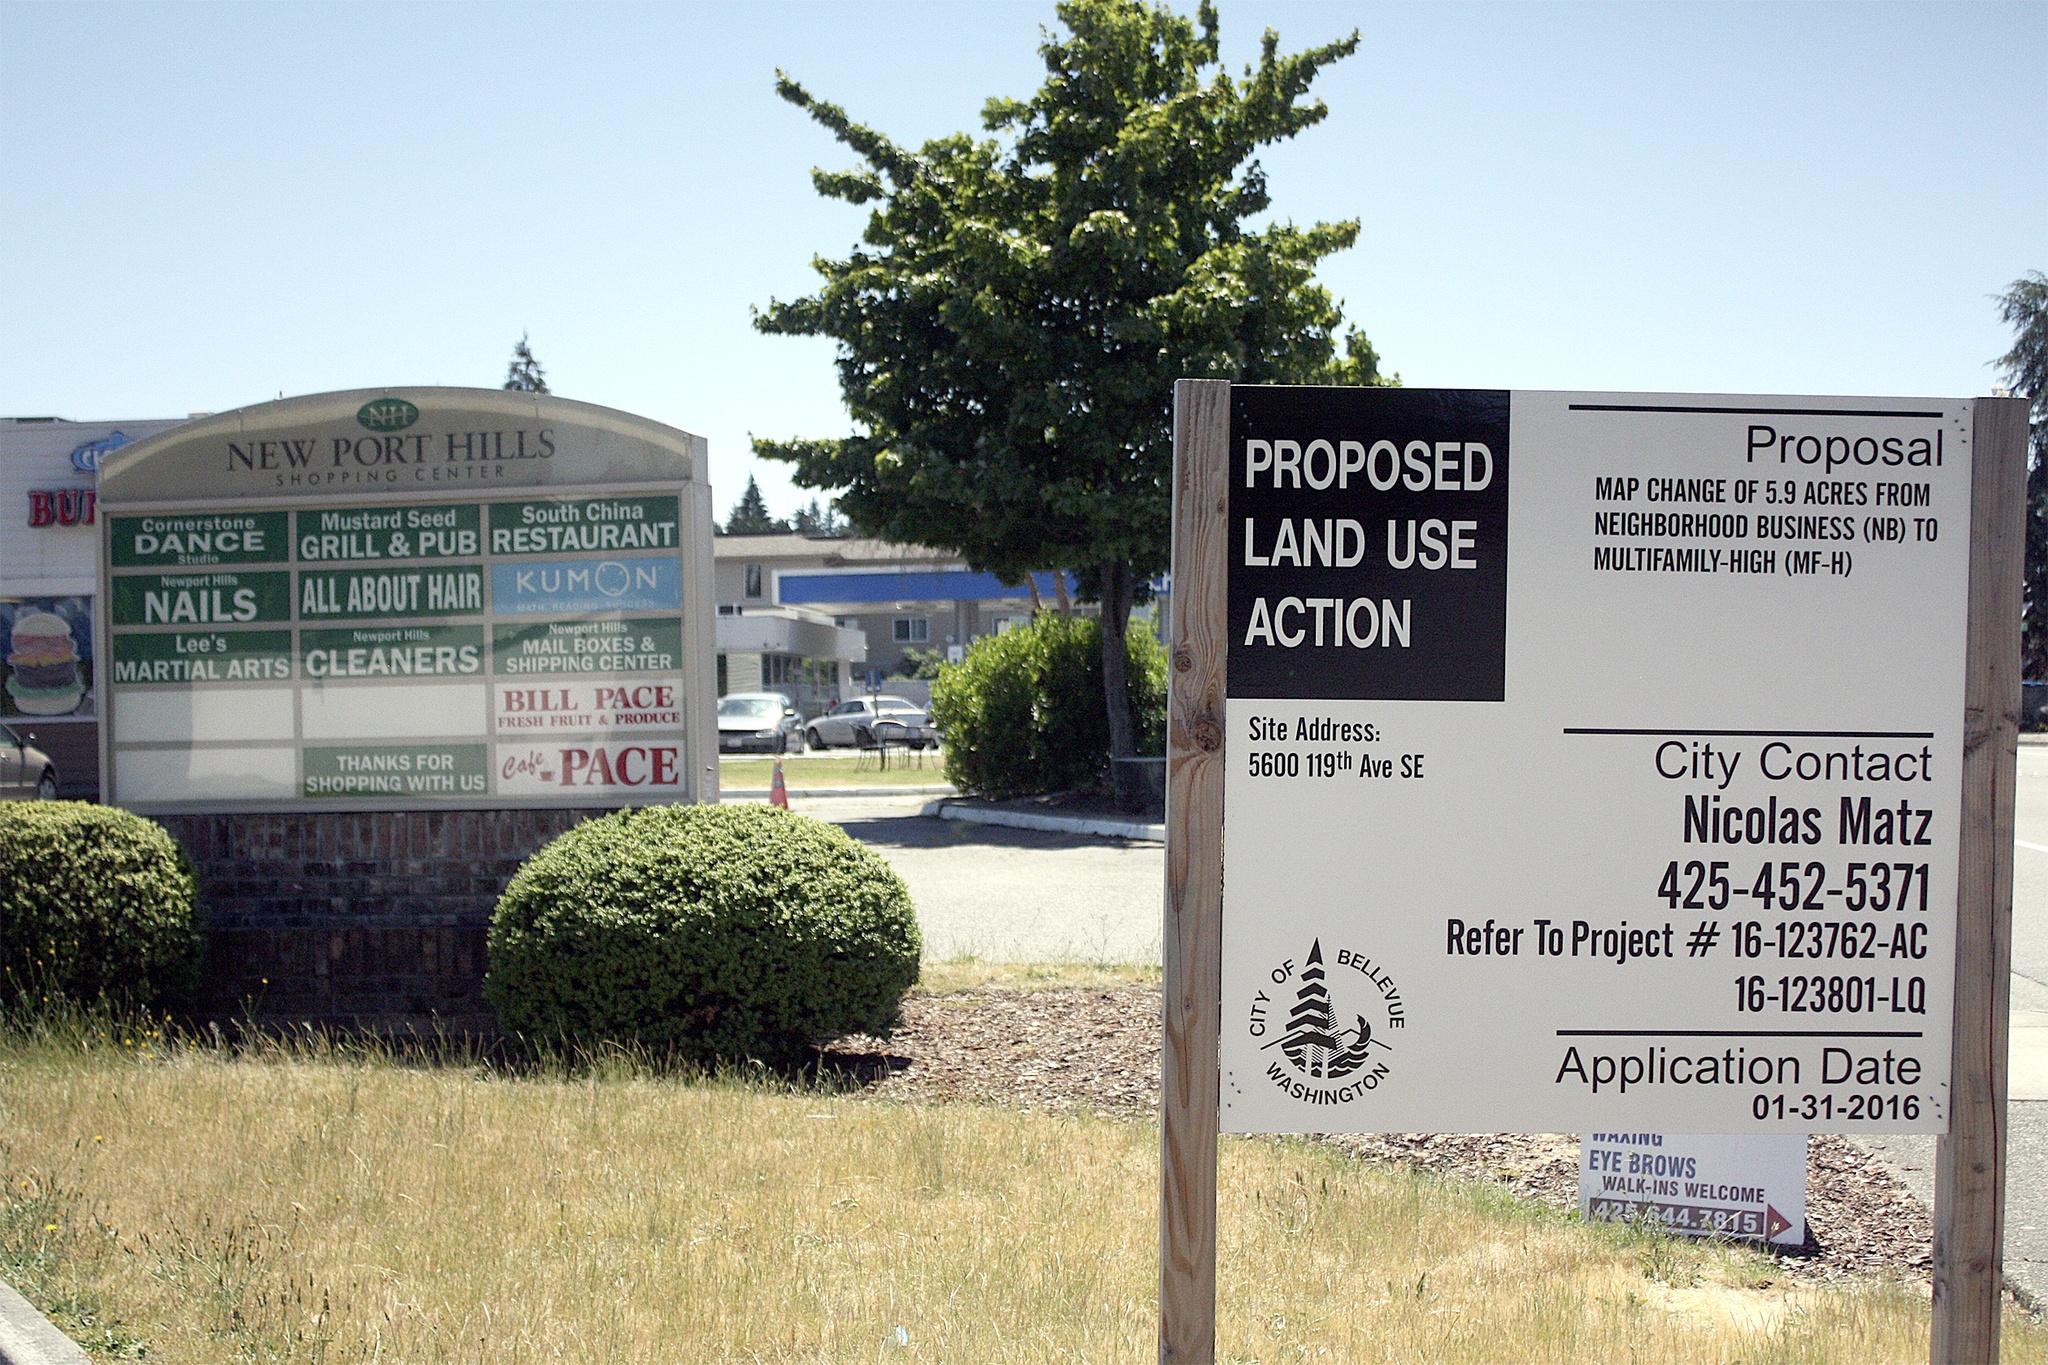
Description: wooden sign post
xmin=1160 ymin=382 xmax=2028 ymax=1365
xmin=1931 ymin=395 xmax=2028 ymax=1363
xmin=1162 ymin=379 xmax=1229 ymax=1364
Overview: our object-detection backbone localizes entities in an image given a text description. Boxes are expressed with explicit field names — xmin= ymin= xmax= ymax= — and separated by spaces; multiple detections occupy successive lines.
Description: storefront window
xmin=1 ymin=597 xmax=94 ymax=720
xmin=762 ymin=654 xmax=838 ymax=686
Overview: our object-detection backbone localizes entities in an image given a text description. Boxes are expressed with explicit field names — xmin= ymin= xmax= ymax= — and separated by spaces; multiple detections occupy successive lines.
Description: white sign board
xmin=1218 ymin=388 xmax=1969 ymax=1134
xmin=1579 ymin=1132 xmax=1807 ymax=1245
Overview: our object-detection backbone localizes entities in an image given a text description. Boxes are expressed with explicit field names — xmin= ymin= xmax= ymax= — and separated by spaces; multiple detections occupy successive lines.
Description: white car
xmin=804 ymin=696 xmax=937 ymax=750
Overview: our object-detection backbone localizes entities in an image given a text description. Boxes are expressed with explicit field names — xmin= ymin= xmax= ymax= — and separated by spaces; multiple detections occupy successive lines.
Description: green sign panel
xmin=111 ymin=630 xmax=293 ymax=685
xmin=297 ymin=566 xmax=484 ymax=619
xmin=302 ymin=744 xmax=488 ymax=798
xmin=110 ymin=571 xmax=292 ymax=626
xmin=294 ymin=503 xmax=481 ymax=561
xmin=493 ymin=618 xmax=682 ymax=675
xmin=110 ymin=513 xmax=288 ymax=567
xmin=487 ymin=496 xmax=681 ymax=555
xmin=355 ymin=398 xmax=420 ymax=432
xmin=300 ymin=625 xmax=486 ymax=679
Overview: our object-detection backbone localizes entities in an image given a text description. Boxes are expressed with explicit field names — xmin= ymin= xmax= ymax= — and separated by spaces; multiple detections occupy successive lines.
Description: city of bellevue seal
xmin=1249 ymin=938 xmax=1405 ymax=1105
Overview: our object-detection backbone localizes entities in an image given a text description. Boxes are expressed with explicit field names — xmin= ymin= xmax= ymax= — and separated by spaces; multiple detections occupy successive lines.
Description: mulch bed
xmin=825 ymin=983 xmax=1934 ymax=1287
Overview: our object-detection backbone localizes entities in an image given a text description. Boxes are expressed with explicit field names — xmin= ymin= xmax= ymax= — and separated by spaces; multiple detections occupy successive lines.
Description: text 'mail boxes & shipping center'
xmin=1219 ymin=387 xmax=1971 ymax=1136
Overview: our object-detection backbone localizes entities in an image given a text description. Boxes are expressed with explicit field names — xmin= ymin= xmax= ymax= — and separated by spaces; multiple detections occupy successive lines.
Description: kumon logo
xmin=1248 ymin=939 xmax=1405 ymax=1105
xmin=356 ymin=398 xmax=420 ymax=432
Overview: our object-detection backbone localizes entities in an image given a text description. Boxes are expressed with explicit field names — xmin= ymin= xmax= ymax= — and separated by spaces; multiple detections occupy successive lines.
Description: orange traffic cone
xmin=770 ymin=754 xmax=790 ymax=809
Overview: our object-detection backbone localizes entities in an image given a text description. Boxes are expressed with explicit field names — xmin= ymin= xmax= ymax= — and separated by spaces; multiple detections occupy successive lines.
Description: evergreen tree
xmin=503 ymin=332 xmax=549 ymax=393
xmin=793 ymin=498 xmax=849 ymax=537
xmin=755 ymin=0 xmax=1387 ymax=785
xmin=1997 ymin=272 xmax=2048 ymax=679
xmin=723 ymin=475 xmax=789 ymax=535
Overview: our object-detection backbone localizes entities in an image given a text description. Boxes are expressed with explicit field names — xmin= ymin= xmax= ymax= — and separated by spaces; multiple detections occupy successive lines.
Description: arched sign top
xmin=100 ymin=387 xmax=706 ymax=506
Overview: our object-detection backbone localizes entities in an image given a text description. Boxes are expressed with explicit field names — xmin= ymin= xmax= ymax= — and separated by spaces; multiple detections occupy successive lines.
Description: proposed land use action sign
xmin=1219 ymin=388 xmax=1969 ymax=1134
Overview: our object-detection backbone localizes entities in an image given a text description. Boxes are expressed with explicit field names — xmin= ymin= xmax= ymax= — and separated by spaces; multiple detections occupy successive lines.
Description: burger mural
xmin=1 ymin=601 xmax=91 ymax=718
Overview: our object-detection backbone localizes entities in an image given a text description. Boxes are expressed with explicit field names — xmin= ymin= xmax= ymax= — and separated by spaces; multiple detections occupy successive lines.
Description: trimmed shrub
xmin=0 ymin=801 xmax=201 ymax=1011
xmin=485 ymin=803 xmax=920 ymax=1062
xmin=931 ymin=613 xmax=1167 ymax=800
xmin=931 ymin=624 xmax=1042 ymax=799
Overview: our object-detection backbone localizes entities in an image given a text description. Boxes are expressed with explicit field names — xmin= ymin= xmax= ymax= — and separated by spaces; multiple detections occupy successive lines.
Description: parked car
xmin=804 ymin=696 xmax=937 ymax=750
xmin=717 ymin=692 xmax=806 ymax=754
xmin=0 ymin=723 xmax=58 ymax=800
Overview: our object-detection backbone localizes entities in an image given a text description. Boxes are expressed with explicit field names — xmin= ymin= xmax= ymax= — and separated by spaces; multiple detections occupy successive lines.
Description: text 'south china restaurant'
xmin=96 ymin=388 xmax=718 ymax=1028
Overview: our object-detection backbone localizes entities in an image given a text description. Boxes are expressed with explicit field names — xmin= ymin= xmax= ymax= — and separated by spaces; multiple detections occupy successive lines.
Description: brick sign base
xmin=161 ymin=808 xmax=618 ymax=1032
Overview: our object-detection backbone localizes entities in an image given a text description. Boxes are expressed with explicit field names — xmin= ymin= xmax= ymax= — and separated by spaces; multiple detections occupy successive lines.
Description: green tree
xmin=503 ymin=331 xmax=549 ymax=393
xmin=793 ymin=497 xmax=849 ymax=537
xmin=894 ymin=645 xmax=948 ymax=680
xmin=1997 ymin=271 xmax=2048 ymax=679
xmin=755 ymin=0 xmax=1388 ymax=794
xmin=723 ymin=474 xmax=790 ymax=535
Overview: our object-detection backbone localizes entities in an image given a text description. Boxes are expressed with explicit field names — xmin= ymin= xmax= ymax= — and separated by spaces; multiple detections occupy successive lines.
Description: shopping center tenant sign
xmin=1215 ymin=387 xmax=1977 ymax=1134
xmin=95 ymin=389 xmax=717 ymax=812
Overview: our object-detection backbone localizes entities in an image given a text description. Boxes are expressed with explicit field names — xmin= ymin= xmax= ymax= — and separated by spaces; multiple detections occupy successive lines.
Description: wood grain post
xmin=1932 ymin=396 xmax=2030 ymax=1364
xmin=1161 ymin=379 xmax=1230 ymax=1365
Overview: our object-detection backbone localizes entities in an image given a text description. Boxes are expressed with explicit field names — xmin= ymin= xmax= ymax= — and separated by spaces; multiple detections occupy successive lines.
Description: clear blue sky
xmin=4 ymin=0 xmax=2041 ymax=522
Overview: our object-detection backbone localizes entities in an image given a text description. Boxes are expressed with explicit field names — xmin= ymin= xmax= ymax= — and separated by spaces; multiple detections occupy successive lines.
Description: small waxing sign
xmin=1579 ymin=1132 xmax=1807 ymax=1246
xmin=1218 ymin=388 xmax=1969 ymax=1134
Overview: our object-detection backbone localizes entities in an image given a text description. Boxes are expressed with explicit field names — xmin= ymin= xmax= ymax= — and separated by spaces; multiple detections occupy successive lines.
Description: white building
xmin=712 ymin=533 xmax=1080 ymax=714
xmin=1 ymin=416 xmax=186 ymax=796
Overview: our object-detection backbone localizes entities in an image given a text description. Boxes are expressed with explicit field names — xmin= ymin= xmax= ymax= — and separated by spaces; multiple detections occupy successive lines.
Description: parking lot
xmin=774 ymin=793 xmax=1163 ymax=964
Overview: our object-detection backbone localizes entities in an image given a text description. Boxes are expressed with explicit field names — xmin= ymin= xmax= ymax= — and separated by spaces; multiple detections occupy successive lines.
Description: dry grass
xmin=2 ymin=1018 xmax=2043 ymax=1364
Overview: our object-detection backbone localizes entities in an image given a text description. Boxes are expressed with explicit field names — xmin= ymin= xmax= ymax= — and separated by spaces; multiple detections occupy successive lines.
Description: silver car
xmin=718 ymin=692 xmax=806 ymax=754
xmin=804 ymin=696 xmax=937 ymax=750
xmin=1 ymin=723 xmax=58 ymax=800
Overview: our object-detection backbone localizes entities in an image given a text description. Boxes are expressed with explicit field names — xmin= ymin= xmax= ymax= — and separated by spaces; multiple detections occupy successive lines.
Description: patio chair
xmin=854 ymin=719 xmax=913 ymax=772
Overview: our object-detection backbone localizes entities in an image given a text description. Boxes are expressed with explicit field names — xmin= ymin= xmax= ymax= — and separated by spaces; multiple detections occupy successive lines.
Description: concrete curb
xmin=920 ymin=798 xmax=1164 ymax=843
xmin=0 ymin=1280 xmax=89 ymax=1365
xmin=723 ymin=785 xmax=956 ymax=799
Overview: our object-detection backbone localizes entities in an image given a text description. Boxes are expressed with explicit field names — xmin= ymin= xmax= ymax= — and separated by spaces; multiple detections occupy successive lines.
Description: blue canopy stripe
xmin=777 ymin=569 xmax=1073 ymax=606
